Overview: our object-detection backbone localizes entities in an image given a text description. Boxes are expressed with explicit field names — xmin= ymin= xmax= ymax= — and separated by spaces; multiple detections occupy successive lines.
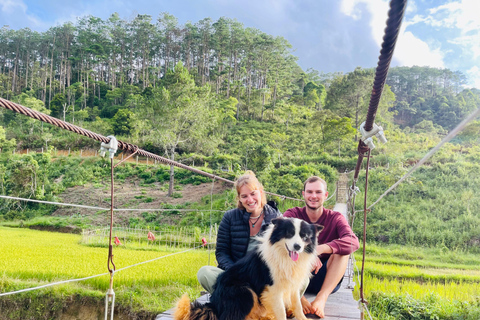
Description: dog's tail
xmin=173 ymin=294 xmax=218 ymax=320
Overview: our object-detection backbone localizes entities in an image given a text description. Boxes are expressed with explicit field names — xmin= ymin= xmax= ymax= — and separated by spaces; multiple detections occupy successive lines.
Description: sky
xmin=1 ymin=0 xmax=479 ymax=89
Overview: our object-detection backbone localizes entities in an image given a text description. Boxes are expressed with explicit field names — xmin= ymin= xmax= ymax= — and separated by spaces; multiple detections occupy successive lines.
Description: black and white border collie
xmin=174 ymin=217 xmax=323 ymax=320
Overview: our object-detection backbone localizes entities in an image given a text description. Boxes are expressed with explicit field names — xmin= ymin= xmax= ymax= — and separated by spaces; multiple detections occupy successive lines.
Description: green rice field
xmin=0 ymin=226 xmax=212 ymax=316
xmin=1 ymin=227 xmax=479 ymax=319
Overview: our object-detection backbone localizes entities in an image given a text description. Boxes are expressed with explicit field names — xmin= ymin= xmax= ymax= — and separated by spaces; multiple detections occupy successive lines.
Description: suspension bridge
xmin=1 ymin=0 xmax=479 ymax=318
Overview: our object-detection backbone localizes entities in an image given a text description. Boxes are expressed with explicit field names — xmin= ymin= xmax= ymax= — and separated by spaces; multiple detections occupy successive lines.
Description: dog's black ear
xmin=267 ymin=200 xmax=278 ymax=210
xmin=313 ymin=224 xmax=324 ymax=235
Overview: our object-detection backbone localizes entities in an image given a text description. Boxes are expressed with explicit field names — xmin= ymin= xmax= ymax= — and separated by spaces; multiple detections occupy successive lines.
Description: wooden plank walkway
xmin=157 ymin=175 xmax=360 ymax=319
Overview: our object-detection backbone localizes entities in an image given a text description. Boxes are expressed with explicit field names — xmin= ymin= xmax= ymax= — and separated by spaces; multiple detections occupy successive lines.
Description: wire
xmin=325 ymin=189 xmax=336 ymax=202
xmin=0 ymin=272 xmax=109 ymax=297
xmin=115 ymin=245 xmax=208 ymax=272
xmin=368 ymin=106 xmax=480 ymax=210
xmin=0 ymin=194 xmax=109 ymax=210
xmin=0 ymin=194 xmax=224 ymax=212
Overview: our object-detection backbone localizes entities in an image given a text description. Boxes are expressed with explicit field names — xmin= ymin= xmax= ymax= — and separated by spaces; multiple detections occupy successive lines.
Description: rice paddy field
xmin=1 ymin=226 xmax=480 ymax=319
xmin=0 ymin=226 xmax=212 ymax=318
xmin=353 ymin=244 xmax=480 ymax=319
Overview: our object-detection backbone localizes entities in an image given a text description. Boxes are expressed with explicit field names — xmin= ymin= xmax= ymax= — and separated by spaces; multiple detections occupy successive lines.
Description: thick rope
xmin=365 ymin=0 xmax=407 ymax=132
xmin=353 ymin=0 xmax=407 ymax=182
xmin=0 ymin=97 xmax=303 ymax=201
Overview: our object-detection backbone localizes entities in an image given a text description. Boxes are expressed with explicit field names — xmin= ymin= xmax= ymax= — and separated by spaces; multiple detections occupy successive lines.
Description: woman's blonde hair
xmin=234 ymin=170 xmax=267 ymax=210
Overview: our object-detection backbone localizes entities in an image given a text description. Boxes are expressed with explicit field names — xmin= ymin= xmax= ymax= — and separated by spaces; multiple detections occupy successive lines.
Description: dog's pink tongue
xmin=290 ymin=251 xmax=299 ymax=262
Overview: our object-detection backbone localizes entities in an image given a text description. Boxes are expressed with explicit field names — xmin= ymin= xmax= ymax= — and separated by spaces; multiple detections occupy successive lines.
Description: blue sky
xmin=1 ymin=0 xmax=479 ymax=89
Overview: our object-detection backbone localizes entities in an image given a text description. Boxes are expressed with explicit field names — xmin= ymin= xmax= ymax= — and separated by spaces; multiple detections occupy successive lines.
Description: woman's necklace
xmin=249 ymin=212 xmax=263 ymax=228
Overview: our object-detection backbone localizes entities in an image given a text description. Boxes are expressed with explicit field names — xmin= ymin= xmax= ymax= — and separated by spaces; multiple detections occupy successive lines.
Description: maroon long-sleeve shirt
xmin=283 ymin=207 xmax=359 ymax=258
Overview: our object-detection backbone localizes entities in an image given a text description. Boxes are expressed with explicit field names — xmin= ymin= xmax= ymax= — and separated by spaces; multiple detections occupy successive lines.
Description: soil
xmin=51 ymin=178 xmax=230 ymax=226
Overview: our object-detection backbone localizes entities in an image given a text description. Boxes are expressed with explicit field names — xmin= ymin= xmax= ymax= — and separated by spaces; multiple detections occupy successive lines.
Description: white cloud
xmin=466 ymin=66 xmax=480 ymax=89
xmin=340 ymin=0 xmax=445 ymax=69
xmin=430 ymin=0 xmax=479 ymax=32
xmin=415 ymin=0 xmax=480 ymax=59
xmin=450 ymin=34 xmax=480 ymax=60
xmin=0 ymin=0 xmax=44 ymax=29
xmin=340 ymin=0 xmax=363 ymax=20
xmin=340 ymin=0 xmax=390 ymax=46
xmin=0 ymin=0 xmax=26 ymax=14
xmin=395 ymin=31 xmax=445 ymax=68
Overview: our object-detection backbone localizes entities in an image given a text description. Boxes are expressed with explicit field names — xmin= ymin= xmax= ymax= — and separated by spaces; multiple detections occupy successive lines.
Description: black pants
xmin=305 ymin=256 xmax=343 ymax=294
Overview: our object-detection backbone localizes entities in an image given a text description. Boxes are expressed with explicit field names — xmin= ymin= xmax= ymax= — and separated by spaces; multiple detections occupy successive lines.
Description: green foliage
xmin=111 ymin=108 xmax=137 ymax=136
xmin=261 ymin=163 xmax=338 ymax=198
xmin=369 ymin=292 xmax=480 ymax=320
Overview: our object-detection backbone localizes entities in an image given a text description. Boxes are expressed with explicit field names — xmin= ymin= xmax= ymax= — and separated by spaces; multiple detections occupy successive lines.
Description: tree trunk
xmin=25 ymin=52 xmax=30 ymax=92
xmin=49 ymin=35 xmax=56 ymax=106
xmin=168 ymin=149 xmax=175 ymax=197
xmin=11 ymin=44 xmax=19 ymax=93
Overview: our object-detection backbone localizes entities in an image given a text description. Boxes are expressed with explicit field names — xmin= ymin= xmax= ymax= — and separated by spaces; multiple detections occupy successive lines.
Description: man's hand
xmin=312 ymin=256 xmax=323 ymax=274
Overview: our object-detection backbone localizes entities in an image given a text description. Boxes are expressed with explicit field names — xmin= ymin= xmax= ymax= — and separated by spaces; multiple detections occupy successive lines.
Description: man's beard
xmin=305 ymin=202 xmax=322 ymax=211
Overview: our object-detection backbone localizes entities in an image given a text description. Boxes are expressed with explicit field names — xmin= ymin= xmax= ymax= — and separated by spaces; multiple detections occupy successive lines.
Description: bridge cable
xmin=353 ymin=0 xmax=407 ymax=183
xmin=0 ymin=194 xmax=228 ymax=212
xmin=349 ymin=0 xmax=408 ymax=316
xmin=105 ymin=156 xmax=116 ymax=320
xmin=368 ymin=106 xmax=480 ymax=210
xmin=0 ymin=97 xmax=303 ymax=202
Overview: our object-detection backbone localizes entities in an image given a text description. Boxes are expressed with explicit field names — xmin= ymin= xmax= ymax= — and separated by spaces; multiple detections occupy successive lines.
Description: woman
xmin=197 ymin=170 xmax=281 ymax=293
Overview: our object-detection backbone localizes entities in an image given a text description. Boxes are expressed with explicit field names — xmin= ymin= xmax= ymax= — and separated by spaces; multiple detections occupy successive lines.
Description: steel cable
xmin=365 ymin=0 xmax=407 ymax=132
xmin=0 ymin=97 xmax=302 ymax=201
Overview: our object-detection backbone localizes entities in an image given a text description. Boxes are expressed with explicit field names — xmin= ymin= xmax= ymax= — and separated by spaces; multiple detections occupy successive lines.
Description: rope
xmin=0 ymin=272 xmax=109 ymax=297
xmin=359 ymin=150 xmax=371 ymax=305
xmin=0 ymin=194 xmax=225 ymax=212
xmin=0 ymin=97 xmax=229 ymax=184
xmin=325 ymin=188 xmax=336 ymax=202
xmin=365 ymin=0 xmax=407 ymax=132
xmin=0 ymin=245 xmax=206 ymax=297
xmin=107 ymin=158 xmax=116 ymax=274
xmin=115 ymin=244 xmax=206 ymax=272
xmin=353 ymin=0 xmax=407 ymax=182
xmin=208 ymin=178 xmax=215 ymax=266
xmin=368 ymin=106 xmax=480 ymax=210
xmin=0 ymin=194 xmax=109 ymax=210
xmin=0 ymin=97 xmax=303 ymax=202
xmin=361 ymin=301 xmax=375 ymax=320
xmin=350 ymin=2 xmax=407 ymax=315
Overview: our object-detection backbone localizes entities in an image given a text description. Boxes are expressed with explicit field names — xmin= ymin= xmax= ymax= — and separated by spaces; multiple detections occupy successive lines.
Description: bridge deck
xmin=156 ymin=281 xmax=359 ymax=319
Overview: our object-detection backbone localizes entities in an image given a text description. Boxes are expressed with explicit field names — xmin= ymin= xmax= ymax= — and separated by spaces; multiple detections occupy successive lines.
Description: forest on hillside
xmin=1 ymin=13 xmax=479 ymax=140
xmin=0 ymin=13 xmax=480 ymax=251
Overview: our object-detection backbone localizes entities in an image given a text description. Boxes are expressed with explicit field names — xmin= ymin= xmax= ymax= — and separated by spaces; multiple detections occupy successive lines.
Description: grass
xmin=0 ymin=226 xmax=215 ymax=316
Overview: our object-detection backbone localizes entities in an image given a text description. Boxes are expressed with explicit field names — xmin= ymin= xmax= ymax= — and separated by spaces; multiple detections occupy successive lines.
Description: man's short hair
xmin=303 ymin=176 xmax=327 ymax=191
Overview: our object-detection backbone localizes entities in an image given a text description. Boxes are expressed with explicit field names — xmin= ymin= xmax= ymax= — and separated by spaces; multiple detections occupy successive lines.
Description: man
xmin=283 ymin=176 xmax=359 ymax=318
